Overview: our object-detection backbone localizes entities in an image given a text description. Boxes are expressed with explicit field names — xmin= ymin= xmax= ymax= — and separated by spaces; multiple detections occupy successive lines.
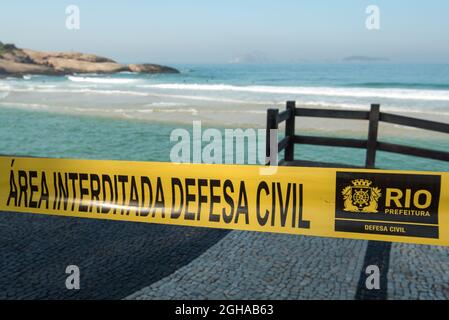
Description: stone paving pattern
xmin=388 ymin=244 xmax=449 ymax=299
xmin=128 ymin=231 xmax=368 ymax=300
xmin=129 ymin=231 xmax=449 ymax=300
xmin=2 ymin=210 xmax=449 ymax=300
xmin=0 ymin=212 xmax=228 ymax=299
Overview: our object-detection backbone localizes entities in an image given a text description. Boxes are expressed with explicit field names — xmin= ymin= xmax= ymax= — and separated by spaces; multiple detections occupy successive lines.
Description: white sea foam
xmin=0 ymin=83 xmax=11 ymax=99
xmin=2 ymin=78 xmax=449 ymax=120
xmin=69 ymin=88 xmax=147 ymax=96
xmin=4 ymin=87 xmax=149 ymax=96
xmin=141 ymin=91 xmax=271 ymax=105
xmin=118 ymin=71 xmax=138 ymax=75
xmin=141 ymin=83 xmax=449 ymax=102
xmin=68 ymin=76 xmax=138 ymax=84
xmin=0 ymin=102 xmax=50 ymax=110
xmin=144 ymin=102 xmax=188 ymax=108
xmin=0 ymin=83 xmax=11 ymax=90
xmin=137 ymin=107 xmax=198 ymax=115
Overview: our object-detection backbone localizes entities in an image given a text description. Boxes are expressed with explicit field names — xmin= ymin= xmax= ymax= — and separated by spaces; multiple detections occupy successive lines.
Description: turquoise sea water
xmin=0 ymin=63 xmax=448 ymax=171
xmin=0 ymin=107 xmax=447 ymax=172
xmin=2 ymin=63 xmax=449 ymax=112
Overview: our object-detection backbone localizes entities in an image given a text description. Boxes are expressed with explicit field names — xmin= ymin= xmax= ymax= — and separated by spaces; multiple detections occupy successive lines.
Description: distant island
xmin=342 ymin=55 xmax=390 ymax=63
xmin=0 ymin=42 xmax=179 ymax=76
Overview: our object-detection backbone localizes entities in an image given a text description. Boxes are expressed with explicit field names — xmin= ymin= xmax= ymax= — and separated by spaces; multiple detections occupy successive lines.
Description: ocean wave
xmin=0 ymin=102 xmax=50 ymax=110
xmin=0 ymin=83 xmax=11 ymax=90
xmin=118 ymin=71 xmax=138 ymax=75
xmin=141 ymin=83 xmax=449 ymax=102
xmin=344 ymin=82 xmax=449 ymax=90
xmin=138 ymin=90 xmax=274 ymax=105
xmin=144 ymin=102 xmax=188 ymax=107
xmin=3 ymin=87 xmax=149 ymax=96
xmin=137 ymin=107 xmax=198 ymax=115
xmin=67 ymin=76 xmax=139 ymax=84
xmin=0 ymin=101 xmax=199 ymax=116
xmin=2 ymin=88 xmax=449 ymax=116
xmin=1 ymin=99 xmax=448 ymax=123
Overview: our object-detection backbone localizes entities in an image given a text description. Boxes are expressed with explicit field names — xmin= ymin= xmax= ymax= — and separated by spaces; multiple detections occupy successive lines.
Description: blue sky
xmin=1 ymin=0 xmax=448 ymax=63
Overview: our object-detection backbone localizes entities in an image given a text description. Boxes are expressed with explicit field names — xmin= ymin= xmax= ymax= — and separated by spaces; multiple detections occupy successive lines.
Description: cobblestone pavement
xmin=127 ymin=231 xmax=368 ymax=300
xmin=0 ymin=211 xmax=228 ymax=299
xmin=388 ymin=244 xmax=449 ymax=299
xmin=3 ymin=210 xmax=449 ymax=300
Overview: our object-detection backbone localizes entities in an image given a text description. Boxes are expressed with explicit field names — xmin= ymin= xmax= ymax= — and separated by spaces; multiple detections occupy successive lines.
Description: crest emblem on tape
xmin=341 ymin=179 xmax=382 ymax=213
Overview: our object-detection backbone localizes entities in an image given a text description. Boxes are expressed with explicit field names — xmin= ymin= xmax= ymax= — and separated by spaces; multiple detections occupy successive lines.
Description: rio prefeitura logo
xmin=335 ymin=172 xmax=441 ymax=239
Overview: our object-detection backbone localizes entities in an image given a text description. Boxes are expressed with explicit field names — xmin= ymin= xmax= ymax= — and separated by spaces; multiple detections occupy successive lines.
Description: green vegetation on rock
xmin=0 ymin=42 xmax=17 ymax=55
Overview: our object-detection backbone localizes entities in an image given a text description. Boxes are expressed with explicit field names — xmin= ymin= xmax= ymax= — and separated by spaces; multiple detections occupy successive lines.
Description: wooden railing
xmin=266 ymin=101 xmax=449 ymax=169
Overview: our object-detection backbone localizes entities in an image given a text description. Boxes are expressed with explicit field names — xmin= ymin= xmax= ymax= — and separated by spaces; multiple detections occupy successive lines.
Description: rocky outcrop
xmin=128 ymin=63 xmax=179 ymax=74
xmin=0 ymin=42 xmax=179 ymax=76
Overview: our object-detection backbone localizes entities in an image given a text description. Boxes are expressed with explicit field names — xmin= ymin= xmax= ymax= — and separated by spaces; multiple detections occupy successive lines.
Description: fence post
xmin=266 ymin=108 xmax=279 ymax=165
xmin=284 ymin=101 xmax=296 ymax=162
xmin=366 ymin=104 xmax=380 ymax=168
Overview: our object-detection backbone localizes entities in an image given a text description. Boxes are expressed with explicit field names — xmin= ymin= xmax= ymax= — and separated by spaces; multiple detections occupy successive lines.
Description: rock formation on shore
xmin=0 ymin=42 xmax=179 ymax=76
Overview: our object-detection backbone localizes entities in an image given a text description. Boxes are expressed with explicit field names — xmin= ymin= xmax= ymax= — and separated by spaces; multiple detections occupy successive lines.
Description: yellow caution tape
xmin=0 ymin=156 xmax=448 ymax=246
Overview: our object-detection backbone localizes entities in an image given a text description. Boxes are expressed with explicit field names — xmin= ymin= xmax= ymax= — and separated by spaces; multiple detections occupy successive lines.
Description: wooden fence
xmin=266 ymin=101 xmax=449 ymax=169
